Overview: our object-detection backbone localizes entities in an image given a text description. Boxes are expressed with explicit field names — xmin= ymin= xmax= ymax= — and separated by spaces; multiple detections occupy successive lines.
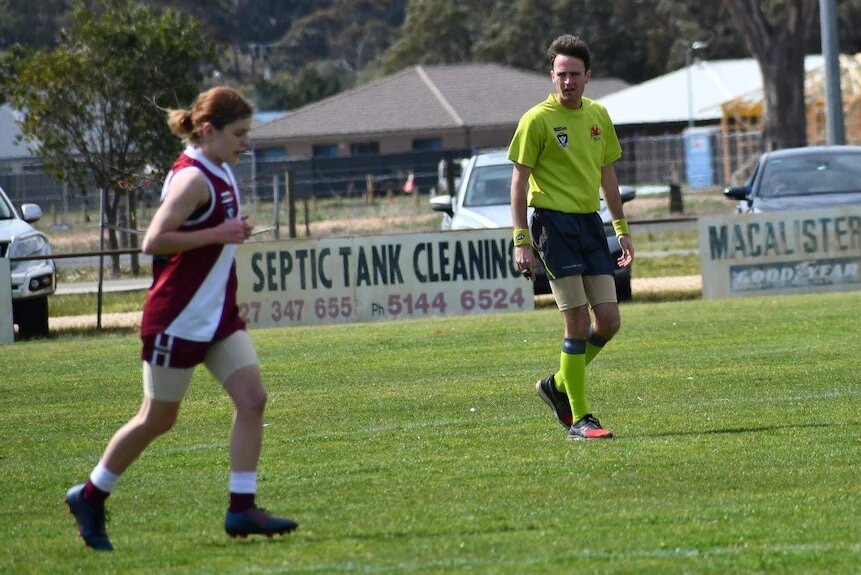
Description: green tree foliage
xmin=253 ymin=63 xmax=342 ymax=111
xmin=380 ymin=0 xmax=749 ymax=82
xmin=836 ymin=0 xmax=861 ymax=54
xmin=381 ymin=0 xmax=473 ymax=74
xmin=0 ymin=0 xmax=216 ymax=274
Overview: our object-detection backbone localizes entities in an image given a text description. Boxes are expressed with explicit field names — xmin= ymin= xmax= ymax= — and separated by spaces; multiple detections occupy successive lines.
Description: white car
xmin=0 ymin=185 xmax=56 ymax=338
xmin=430 ymin=149 xmax=635 ymax=300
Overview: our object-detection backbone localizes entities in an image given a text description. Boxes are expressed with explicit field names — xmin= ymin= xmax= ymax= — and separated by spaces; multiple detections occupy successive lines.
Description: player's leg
xmin=584 ymin=275 xmax=621 ymax=365
xmin=554 ymin=276 xmax=613 ymax=440
xmin=557 ymin=292 xmax=591 ymax=418
xmin=67 ymin=361 xmax=190 ymax=551
xmin=207 ymin=330 xmax=298 ymax=538
xmin=534 ymin=274 xmax=587 ymax=428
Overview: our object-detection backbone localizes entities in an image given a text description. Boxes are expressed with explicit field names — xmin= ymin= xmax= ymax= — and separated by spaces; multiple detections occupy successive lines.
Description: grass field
xmin=2 ymin=291 xmax=859 ymax=574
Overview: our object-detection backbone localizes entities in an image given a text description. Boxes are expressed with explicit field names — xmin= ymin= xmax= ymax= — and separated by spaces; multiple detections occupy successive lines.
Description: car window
xmin=759 ymin=153 xmax=861 ymax=198
xmin=0 ymin=193 xmax=13 ymax=220
xmin=462 ymin=164 xmax=512 ymax=207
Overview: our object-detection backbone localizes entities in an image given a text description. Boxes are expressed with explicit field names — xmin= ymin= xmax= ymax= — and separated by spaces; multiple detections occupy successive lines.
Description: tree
xmin=473 ymin=0 xmax=562 ymax=71
xmin=721 ymin=0 xmax=819 ymax=151
xmin=0 ymin=0 xmax=216 ymax=275
xmin=381 ymin=0 xmax=474 ymax=73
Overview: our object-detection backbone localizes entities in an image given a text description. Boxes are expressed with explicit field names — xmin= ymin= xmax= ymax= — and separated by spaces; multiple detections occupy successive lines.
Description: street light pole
xmin=819 ymin=0 xmax=845 ymax=144
xmin=686 ymin=41 xmax=709 ymax=127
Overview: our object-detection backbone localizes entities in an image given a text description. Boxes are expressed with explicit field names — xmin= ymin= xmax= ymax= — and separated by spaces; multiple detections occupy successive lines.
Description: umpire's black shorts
xmin=530 ymin=208 xmax=614 ymax=280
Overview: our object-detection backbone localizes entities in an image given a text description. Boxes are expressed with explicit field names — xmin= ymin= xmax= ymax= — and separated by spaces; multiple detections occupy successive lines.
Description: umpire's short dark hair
xmin=547 ymin=35 xmax=591 ymax=71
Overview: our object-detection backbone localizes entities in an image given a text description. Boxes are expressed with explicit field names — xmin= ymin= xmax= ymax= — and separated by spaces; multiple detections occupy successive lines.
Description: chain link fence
xmin=0 ymin=130 xmax=769 ymax=223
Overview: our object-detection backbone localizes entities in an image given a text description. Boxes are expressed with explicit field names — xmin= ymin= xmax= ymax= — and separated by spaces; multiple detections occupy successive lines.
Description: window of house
xmin=412 ymin=138 xmax=442 ymax=151
xmin=313 ymin=144 xmax=338 ymax=158
xmin=349 ymin=141 xmax=380 ymax=156
xmin=255 ymin=147 xmax=286 ymax=161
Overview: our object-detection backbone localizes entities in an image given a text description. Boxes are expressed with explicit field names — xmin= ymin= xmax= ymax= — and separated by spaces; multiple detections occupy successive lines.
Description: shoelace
xmin=582 ymin=415 xmax=601 ymax=428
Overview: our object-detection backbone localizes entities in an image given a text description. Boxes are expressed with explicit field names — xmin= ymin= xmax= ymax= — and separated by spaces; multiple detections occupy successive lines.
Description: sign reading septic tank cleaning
xmin=698 ymin=207 xmax=861 ymax=298
xmin=235 ymin=228 xmax=533 ymax=327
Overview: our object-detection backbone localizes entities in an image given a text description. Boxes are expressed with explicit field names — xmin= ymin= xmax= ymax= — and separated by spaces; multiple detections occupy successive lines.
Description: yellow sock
xmin=556 ymin=338 xmax=587 ymax=420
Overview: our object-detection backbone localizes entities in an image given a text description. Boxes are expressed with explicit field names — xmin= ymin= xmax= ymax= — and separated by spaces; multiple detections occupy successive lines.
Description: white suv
xmin=0 ymin=185 xmax=56 ymax=338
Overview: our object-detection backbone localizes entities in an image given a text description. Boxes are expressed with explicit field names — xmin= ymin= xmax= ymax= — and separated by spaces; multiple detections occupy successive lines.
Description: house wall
xmin=254 ymin=126 xmax=518 ymax=160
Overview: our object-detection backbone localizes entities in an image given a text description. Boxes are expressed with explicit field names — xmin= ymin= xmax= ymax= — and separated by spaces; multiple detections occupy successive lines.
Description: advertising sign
xmin=235 ymin=228 xmax=533 ymax=328
xmin=698 ymin=207 xmax=861 ymax=298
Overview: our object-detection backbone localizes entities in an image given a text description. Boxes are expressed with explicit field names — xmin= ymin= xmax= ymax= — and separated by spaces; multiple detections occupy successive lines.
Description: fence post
xmin=62 ymin=181 xmax=69 ymax=226
xmin=445 ymin=157 xmax=456 ymax=196
xmin=365 ymin=174 xmax=374 ymax=204
xmin=0 ymin=258 xmax=14 ymax=343
xmin=669 ymin=183 xmax=684 ymax=213
xmin=668 ymin=163 xmax=684 ymax=214
xmin=286 ymin=170 xmax=296 ymax=239
xmin=272 ymin=174 xmax=280 ymax=240
xmin=97 ymin=188 xmax=105 ymax=330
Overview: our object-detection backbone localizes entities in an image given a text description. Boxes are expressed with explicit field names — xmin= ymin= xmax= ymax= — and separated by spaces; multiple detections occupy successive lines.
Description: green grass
xmin=635 ymin=253 xmax=702 ymax=278
xmin=2 ymin=291 xmax=860 ymax=574
xmin=49 ymin=291 xmax=146 ymax=317
xmin=633 ymin=227 xmax=699 ymax=253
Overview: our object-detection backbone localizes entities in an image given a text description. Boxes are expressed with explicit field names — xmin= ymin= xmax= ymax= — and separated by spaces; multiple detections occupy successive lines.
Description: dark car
xmin=430 ymin=149 xmax=635 ymax=300
xmin=724 ymin=145 xmax=861 ymax=213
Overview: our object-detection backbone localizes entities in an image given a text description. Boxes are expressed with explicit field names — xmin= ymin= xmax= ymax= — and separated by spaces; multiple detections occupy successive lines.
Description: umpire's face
xmin=551 ymin=54 xmax=591 ymax=110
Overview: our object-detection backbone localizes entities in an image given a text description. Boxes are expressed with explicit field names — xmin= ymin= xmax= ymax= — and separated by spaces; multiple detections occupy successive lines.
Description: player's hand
xmin=216 ymin=217 xmax=252 ymax=244
xmin=240 ymin=214 xmax=254 ymax=239
xmin=617 ymin=235 xmax=634 ymax=268
xmin=514 ymin=245 xmax=535 ymax=282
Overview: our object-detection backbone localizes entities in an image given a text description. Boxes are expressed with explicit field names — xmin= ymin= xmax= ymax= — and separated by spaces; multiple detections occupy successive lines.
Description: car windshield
xmin=462 ymin=164 xmax=512 ymax=207
xmin=758 ymin=152 xmax=861 ymax=199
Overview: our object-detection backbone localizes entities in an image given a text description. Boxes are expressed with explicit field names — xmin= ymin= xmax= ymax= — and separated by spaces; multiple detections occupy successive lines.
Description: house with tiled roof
xmin=250 ymin=63 xmax=628 ymax=159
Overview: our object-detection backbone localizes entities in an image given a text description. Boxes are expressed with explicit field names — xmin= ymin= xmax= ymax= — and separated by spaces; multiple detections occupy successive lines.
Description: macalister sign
xmin=698 ymin=206 xmax=861 ymax=298
xmin=234 ymin=228 xmax=533 ymax=328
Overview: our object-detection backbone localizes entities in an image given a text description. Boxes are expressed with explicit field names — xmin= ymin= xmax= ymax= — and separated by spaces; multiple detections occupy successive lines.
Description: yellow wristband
xmin=513 ymin=228 xmax=531 ymax=247
xmin=612 ymin=218 xmax=630 ymax=237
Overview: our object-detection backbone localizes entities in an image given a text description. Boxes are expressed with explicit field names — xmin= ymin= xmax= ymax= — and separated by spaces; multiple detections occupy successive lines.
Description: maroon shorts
xmin=141 ymin=330 xmax=238 ymax=369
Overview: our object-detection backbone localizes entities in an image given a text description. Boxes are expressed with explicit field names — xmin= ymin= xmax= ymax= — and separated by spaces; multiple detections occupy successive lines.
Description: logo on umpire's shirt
xmin=556 ymin=132 xmax=569 ymax=148
xmin=590 ymin=125 xmax=602 ymax=141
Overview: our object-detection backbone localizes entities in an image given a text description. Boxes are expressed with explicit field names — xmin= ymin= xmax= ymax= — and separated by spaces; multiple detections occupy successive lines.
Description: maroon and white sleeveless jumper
xmin=140 ymin=146 xmax=245 ymax=348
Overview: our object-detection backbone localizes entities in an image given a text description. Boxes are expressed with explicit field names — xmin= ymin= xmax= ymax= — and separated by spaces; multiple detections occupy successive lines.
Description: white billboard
xmin=698 ymin=206 xmax=861 ymax=298
xmin=235 ymin=228 xmax=533 ymax=328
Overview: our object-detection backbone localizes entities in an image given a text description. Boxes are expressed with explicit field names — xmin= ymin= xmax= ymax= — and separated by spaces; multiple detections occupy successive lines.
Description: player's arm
xmin=142 ymin=169 xmax=251 ymax=255
xmin=600 ymin=164 xmax=634 ymax=267
xmin=510 ymin=162 xmax=534 ymax=278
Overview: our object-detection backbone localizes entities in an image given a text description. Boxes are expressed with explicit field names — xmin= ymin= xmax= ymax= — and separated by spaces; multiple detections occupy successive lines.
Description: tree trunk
xmin=105 ymin=189 xmax=122 ymax=277
xmin=720 ymin=0 xmax=818 ymax=152
xmin=127 ymin=188 xmax=141 ymax=276
xmin=759 ymin=47 xmax=808 ymax=151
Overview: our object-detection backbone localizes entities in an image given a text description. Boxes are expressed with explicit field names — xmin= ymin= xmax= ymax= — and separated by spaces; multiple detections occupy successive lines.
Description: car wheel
xmin=13 ymin=297 xmax=50 ymax=339
xmin=615 ymin=276 xmax=632 ymax=302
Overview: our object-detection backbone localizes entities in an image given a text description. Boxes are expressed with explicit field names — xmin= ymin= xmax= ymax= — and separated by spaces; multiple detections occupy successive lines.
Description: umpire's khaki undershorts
xmin=143 ymin=330 xmax=259 ymax=402
xmin=550 ymin=274 xmax=617 ymax=311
